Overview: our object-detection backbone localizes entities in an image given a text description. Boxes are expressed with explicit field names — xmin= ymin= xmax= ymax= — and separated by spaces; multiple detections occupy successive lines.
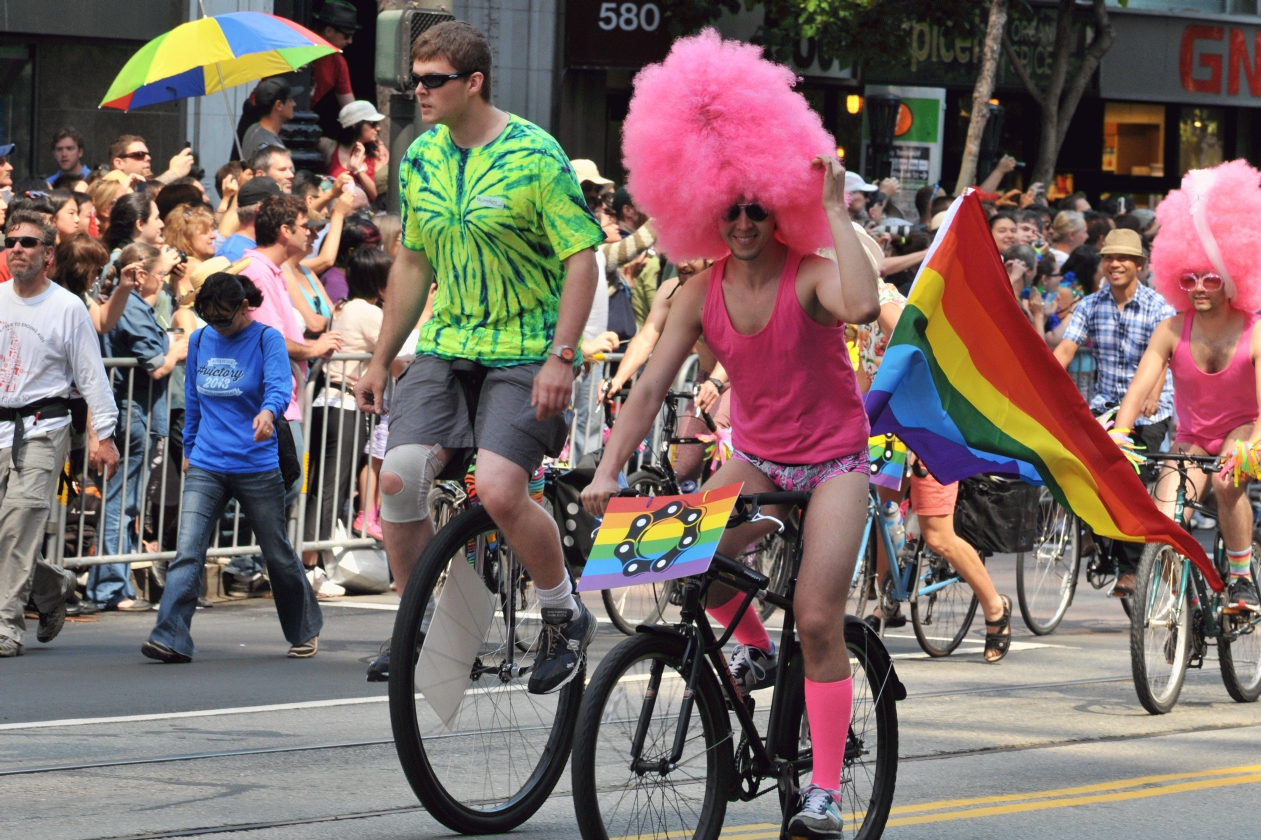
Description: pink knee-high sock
xmin=706 ymin=597 xmax=772 ymax=652
xmin=805 ymin=676 xmax=853 ymax=793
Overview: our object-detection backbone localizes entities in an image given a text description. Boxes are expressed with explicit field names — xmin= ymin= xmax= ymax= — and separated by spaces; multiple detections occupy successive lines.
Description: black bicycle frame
xmin=627 ymin=492 xmax=809 ymax=780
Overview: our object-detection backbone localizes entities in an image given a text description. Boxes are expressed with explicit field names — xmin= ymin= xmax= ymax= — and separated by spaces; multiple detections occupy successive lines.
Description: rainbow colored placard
xmin=576 ymin=483 xmax=743 ymax=592
xmin=867 ymin=434 xmax=907 ymax=490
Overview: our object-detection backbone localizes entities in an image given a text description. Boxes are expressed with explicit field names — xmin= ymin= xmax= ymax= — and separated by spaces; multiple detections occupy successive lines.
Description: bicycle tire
xmin=602 ymin=470 xmax=680 ymax=635
xmin=847 ymin=521 xmax=877 ymax=621
xmin=571 ymin=631 xmax=733 ymax=840
xmin=910 ymin=544 xmax=979 ymax=657
xmin=389 ymin=505 xmax=584 ymax=834
xmin=770 ymin=619 xmax=899 ymax=840
xmin=1130 ymin=543 xmax=1191 ymax=715
xmin=1220 ymin=543 xmax=1261 ymax=703
xmin=1016 ymin=492 xmax=1080 ymax=635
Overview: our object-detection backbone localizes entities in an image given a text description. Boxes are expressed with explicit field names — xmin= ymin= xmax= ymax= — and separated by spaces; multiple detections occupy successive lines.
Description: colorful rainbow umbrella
xmin=100 ymin=12 xmax=335 ymax=111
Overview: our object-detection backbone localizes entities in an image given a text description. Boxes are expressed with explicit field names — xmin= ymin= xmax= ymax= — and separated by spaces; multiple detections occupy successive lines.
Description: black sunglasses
xmin=724 ymin=203 xmax=770 ymax=223
xmin=120 ymin=150 xmax=151 ymax=160
xmin=411 ymin=71 xmax=472 ymax=90
xmin=5 ymin=235 xmax=44 ymax=249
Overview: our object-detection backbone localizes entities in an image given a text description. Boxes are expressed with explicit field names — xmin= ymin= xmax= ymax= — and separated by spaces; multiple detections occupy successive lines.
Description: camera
xmin=878 ymin=219 xmax=913 ymax=237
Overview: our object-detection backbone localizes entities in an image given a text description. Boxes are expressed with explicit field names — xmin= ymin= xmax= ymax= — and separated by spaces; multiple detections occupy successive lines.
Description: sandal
xmin=984 ymin=595 xmax=1012 ymax=663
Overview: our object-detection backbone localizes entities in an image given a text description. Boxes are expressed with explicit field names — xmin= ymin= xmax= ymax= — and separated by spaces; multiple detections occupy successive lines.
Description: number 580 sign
xmin=565 ymin=0 xmax=672 ymax=68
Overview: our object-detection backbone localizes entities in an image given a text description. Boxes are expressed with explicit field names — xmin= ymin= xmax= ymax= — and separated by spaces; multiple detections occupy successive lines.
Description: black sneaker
xmin=1225 ymin=578 xmax=1261 ymax=613
xmin=141 ymin=640 xmax=191 ymax=663
xmin=728 ymin=643 xmax=777 ymax=695
xmin=367 ymin=640 xmax=391 ymax=682
xmin=37 ymin=602 xmax=66 ymax=644
xmin=528 ymin=603 xmax=596 ymax=695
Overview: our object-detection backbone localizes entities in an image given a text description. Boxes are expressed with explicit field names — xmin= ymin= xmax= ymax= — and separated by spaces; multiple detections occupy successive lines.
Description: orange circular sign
xmin=894 ymin=103 xmax=913 ymax=137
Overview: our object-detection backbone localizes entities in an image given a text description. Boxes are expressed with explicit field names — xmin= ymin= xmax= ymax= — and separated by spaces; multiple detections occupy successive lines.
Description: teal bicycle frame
xmin=854 ymin=489 xmax=965 ymax=604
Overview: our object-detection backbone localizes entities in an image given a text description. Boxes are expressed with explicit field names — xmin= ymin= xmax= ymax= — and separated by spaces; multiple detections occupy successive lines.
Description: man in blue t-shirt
xmin=215 ymin=176 xmax=280 ymax=262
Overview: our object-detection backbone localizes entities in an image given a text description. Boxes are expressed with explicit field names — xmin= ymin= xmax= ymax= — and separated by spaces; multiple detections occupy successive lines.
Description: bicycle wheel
xmin=910 ymin=544 xmax=979 ymax=657
xmin=745 ymin=528 xmax=794 ymax=621
xmin=770 ymin=619 xmax=899 ymax=840
xmin=602 ymin=470 xmax=681 ymax=635
xmin=1130 ymin=543 xmax=1191 ymax=715
xmin=1220 ymin=544 xmax=1261 ymax=703
xmin=571 ymin=631 xmax=733 ymax=840
xmin=389 ymin=505 xmax=583 ymax=834
xmin=1016 ymin=492 xmax=1080 ymax=635
xmin=846 ymin=522 xmax=877 ymax=621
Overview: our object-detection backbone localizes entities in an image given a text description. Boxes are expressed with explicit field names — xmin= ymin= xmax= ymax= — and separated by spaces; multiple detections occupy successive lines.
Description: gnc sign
xmin=1181 ymin=25 xmax=1261 ymax=95
xmin=1101 ymin=13 xmax=1261 ymax=106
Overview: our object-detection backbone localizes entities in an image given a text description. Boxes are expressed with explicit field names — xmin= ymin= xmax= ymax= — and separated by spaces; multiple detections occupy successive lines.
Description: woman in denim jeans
xmin=143 ymin=272 xmax=322 ymax=662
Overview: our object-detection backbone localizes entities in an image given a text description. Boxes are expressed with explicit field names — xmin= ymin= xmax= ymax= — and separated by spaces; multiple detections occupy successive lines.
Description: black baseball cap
xmin=253 ymin=77 xmax=302 ymax=111
xmin=238 ymin=175 xmax=281 ymax=208
xmin=611 ymin=187 xmax=634 ymax=216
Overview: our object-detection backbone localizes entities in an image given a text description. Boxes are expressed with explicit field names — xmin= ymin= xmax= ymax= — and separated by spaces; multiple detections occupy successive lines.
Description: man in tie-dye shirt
xmin=355 ymin=21 xmax=603 ymax=691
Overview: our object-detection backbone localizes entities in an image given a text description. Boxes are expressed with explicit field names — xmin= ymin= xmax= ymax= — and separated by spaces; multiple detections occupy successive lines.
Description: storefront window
xmin=1179 ymin=106 xmax=1224 ymax=175
xmin=1102 ymin=102 xmax=1165 ymax=178
xmin=0 ymin=45 xmax=33 ymax=177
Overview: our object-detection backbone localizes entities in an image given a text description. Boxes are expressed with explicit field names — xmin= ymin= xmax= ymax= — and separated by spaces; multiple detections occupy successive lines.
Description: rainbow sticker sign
xmin=576 ymin=483 xmax=743 ymax=592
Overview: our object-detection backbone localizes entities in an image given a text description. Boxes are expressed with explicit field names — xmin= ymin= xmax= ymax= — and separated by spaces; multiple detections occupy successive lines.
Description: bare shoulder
xmin=1154 ymin=313 xmax=1184 ymax=349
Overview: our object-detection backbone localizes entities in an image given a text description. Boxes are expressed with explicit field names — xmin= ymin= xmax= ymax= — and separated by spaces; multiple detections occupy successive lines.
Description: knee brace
xmin=379 ymin=444 xmax=442 ymax=523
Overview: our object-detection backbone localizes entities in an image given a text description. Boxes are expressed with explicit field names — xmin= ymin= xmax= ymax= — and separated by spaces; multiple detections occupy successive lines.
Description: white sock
xmin=535 ymin=578 xmax=578 ymax=616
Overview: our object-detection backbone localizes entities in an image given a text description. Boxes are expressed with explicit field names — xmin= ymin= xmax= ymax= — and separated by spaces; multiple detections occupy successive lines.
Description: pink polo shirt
xmin=241 ymin=248 xmax=305 ymax=421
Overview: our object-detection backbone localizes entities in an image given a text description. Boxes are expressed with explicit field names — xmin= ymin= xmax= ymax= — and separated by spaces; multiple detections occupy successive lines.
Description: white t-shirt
xmin=584 ymin=249 xmax=610 ymax=343
xmin=0 ymin=280 xmax=118 ymax=449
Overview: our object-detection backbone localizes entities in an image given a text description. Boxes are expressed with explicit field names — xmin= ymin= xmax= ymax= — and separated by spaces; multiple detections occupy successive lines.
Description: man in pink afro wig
xmin=621 ymin=29 xmax=837 ymax=261
xmin=584 ymin=29 xmax=889 ymax=837
xmin=1115 ymin=159 xmax=1261 ymax=613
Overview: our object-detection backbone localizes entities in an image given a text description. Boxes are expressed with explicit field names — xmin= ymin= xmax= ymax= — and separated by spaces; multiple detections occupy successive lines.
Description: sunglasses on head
xmin=724 ymin=203 xmax=769 ymax=223
xmin=120 ymin=150 xmax=151 ymax=161
xmin=5 ymin=235 xmax=44 ymax=249
xmin=411 ymin=71 xmax=472 ymax=90
xmin=1178 ymin=272 xmax=1224 ymax=292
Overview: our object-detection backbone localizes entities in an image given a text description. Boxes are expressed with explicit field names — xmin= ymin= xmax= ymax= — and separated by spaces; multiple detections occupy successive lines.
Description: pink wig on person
xmin=1150 ymin=159 xmax=1261 ymax=313
xmin=621 ymin=29 xmax=836 ymax=261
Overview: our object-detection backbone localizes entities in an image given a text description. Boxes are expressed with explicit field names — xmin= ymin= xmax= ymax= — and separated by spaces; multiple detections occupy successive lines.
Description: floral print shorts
xmin=732 ymin=448 xmax=870 ymax=493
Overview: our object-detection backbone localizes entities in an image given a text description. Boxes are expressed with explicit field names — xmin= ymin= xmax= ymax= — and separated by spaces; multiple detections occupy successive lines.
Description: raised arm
xmin=809 ymin=155 xmax=880 ymax=326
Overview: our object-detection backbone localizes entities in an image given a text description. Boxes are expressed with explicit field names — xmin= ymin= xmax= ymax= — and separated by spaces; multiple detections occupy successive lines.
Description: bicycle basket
xmin=953 ymin=474 xmax=1042 ymax=554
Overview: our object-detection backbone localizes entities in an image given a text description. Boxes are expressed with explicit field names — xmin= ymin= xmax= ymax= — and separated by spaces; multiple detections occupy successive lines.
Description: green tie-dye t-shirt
xmin=400 ymin=115 xmax=605 ymax=366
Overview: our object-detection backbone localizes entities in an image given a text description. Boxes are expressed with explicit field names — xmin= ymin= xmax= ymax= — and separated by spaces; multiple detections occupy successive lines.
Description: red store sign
xmin=1101 ymin=13 xmax=1261 ymax=106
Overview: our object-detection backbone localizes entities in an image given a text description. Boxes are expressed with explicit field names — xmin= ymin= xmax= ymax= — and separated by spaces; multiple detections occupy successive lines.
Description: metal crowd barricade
xmin=49 ymin=354 xmax=394 ymax=575
xmin=48 ymin=349 xmax=699 ymax=579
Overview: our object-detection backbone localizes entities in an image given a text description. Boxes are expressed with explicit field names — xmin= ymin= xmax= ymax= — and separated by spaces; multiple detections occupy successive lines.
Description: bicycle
xmin=602 ymin=388 xmax=794 ymax=634
xmin=388 ymin=360 xmax=595 ymax=834
xmin=851 ymin=486 xmax=981 ymax=658
xmin=1129 ymin=452 xmax=1261 ymax=714
xmin=571 ymin=490 xmax=904 ymax=840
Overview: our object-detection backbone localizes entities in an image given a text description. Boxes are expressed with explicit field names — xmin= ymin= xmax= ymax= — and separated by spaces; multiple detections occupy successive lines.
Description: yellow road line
xmin=710 ymin=762 xmax=1261 ymax=838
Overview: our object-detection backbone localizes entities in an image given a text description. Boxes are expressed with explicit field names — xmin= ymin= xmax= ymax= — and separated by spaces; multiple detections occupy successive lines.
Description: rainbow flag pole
xmin=865 ymin=191 xmax=1221 ymax=591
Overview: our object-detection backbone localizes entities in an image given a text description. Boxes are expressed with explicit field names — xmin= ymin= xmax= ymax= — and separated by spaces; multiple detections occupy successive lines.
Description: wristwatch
xmin=551 ymin=344 xmax=577 ymax=364
xmin=707 ymin=377 xmax=726 ymax=394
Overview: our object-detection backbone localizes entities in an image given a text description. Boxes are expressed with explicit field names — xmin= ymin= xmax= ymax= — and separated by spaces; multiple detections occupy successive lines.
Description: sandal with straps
xmin=984 ymin=595 xmax=1012 ymax=664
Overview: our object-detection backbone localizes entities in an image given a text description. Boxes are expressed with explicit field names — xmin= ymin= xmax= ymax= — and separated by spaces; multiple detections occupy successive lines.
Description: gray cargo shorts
xmin=386 ymin=354 xmax=572 ymax=475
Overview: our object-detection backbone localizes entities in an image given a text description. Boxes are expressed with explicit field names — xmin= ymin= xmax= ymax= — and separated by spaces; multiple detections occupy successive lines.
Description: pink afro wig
xmin=621 ymin=29 xmax=836 ymax=261
xmin=1150 ymin=159 xmax=1261 ymax=313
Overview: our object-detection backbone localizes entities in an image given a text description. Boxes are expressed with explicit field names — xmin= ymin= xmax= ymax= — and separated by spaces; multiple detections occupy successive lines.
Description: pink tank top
xmin=701 ymin=250 xmax=869 ymax=464
xmin=1171 ymin=311 xmax=1259 ymax=443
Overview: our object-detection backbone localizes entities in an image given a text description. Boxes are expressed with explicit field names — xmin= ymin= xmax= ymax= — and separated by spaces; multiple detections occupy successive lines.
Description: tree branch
xmin=1041 ymin=0 xmax=1076 ymax=118
xmin=1055 ymin=0 xmax=1116 ymax=148
xmin=1002 ymin=33 xmax=1045 ymax=108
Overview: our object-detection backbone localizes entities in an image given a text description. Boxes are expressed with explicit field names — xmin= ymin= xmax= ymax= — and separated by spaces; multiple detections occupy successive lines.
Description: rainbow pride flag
xmin=865 ymin=192 xmax=1220 ymax=590
xmin=575 ymin=483 xmax=742 ymax=592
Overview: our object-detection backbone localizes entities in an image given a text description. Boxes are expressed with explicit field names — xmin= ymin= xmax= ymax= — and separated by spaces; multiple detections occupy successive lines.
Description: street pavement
xmin=3 ymin=557 xmax=1260 ymax=840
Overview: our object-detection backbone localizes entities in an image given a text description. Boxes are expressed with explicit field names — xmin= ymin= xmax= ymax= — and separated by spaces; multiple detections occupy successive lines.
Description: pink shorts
xmin=910 ymin=470 xmax=958 ymax=517
xmin=733 ymin=448 xmax=869 ymax=493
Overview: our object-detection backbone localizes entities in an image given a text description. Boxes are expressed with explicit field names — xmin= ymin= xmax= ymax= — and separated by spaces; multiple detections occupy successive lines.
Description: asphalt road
xmin=3 ymin=558 xmax=1260 ymax=840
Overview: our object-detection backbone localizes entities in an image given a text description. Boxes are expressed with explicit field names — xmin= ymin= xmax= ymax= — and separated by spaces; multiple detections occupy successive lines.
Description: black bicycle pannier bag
xmin=952 ymin=474 xmax=1042 ymax=554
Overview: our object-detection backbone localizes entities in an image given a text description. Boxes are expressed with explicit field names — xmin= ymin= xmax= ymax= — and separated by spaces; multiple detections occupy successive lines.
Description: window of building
xmin=1102 ymin=102 xmax=1166 ymax=178
xmin=1179 ymin=106 xmax=1224 ymax=175
xmin=0 ymin=45 xmax=33 ymax=177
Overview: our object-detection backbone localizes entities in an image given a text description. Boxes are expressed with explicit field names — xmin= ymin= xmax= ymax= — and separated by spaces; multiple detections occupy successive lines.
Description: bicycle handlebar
xmin=1144 ymin=452 xmax=1221 ymax=468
